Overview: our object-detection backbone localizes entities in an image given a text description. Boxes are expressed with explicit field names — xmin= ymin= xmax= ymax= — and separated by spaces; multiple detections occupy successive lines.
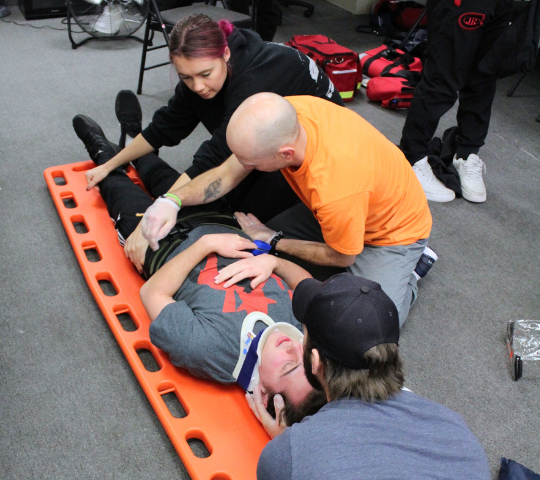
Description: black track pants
xmin=400 ymin=0 xmax=514 ymax=164
xmin=97 ymin=153 xmax=180 ymax=241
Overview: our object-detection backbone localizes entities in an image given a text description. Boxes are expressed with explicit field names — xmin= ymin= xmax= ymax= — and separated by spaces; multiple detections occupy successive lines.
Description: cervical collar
xmin=232 ymin=312 xmax=303 ymax=392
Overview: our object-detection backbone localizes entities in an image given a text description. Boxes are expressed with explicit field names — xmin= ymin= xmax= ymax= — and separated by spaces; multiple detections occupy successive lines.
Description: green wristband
xmin=164 ymin=193 xmax=182 ymax=209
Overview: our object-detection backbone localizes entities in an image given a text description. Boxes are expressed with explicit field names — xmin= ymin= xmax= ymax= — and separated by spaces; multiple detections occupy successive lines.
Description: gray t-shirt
xmin=149 ymin=224 xmax=300 ymax=384
xmin=257 ymin=391 xmax=490 ymax=480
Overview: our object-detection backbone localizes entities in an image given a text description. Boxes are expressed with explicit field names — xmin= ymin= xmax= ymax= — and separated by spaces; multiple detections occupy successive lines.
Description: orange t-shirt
xmin=281 ymin=96 xmax=432 ymax=256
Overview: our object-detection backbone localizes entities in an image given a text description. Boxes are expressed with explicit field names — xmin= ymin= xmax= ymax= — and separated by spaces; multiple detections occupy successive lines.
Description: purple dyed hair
xmin=169 ymin=14 xmax=234 ymax=61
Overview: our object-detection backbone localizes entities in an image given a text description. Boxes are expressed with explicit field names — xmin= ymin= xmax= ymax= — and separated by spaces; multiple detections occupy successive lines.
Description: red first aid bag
xmin=360 ymin=45 xmax=422 ymax=78
xmin=365 ymin=71 xmax=421 ymax=109
xmin=286 ymin=35 xmax=360 ymax=102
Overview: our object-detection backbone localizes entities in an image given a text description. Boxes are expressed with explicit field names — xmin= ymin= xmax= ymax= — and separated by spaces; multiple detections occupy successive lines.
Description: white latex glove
xmin=140 ymin=196 xmax=180 ymax=251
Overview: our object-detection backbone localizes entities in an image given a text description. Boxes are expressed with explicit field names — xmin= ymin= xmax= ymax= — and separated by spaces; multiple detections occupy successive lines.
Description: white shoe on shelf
xmin=453 ymin=154 xmax=487 ymax=203
xmin=412 ymin=156 xmax=456 ymax=202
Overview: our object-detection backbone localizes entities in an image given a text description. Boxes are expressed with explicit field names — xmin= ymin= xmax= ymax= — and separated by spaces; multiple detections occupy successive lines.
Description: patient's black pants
xmin=97 ymin=152 xmax=299 ymax=241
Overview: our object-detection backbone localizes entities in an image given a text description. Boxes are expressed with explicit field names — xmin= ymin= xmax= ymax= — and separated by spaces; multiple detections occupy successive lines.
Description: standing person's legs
xmin=348 ymin=240 xmax=428 ymax=327
xmin=400 ymin=0 xmax=466 ymax=165
xmin=253 ymin=0 xmax=280 ymax=41
xmin=451 ymin=0 xmax=512 ymax=202
xmin=227 ymin=0 xmax=280 ymax=41
xmin=401 ymin=0 xmax=509 ymax=163
xmin=454 ymin=0 xmax=512 ymax=160
xmin=454 ymin=76 xmax=497 ymax=160
xmin=400 ymin=72 xmax=460 ymax=165
xmin=399 ymin=0 xmax=499 ymax=202
xmin=451 ymin=75 xmax=496 ymax=203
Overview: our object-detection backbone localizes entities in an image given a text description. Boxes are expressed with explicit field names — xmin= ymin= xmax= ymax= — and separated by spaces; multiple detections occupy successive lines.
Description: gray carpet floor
xmin=1 ymin=2 xmax=539 ymax=479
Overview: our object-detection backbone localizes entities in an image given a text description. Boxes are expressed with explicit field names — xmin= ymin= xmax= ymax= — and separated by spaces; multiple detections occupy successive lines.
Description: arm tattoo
xmin=203 ymin=178 xmax=222 ymax=202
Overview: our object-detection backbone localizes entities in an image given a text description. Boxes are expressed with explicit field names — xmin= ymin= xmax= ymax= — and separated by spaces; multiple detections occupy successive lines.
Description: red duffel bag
xmin=366 ymin=71 xmax=421 ymax=109
xmin=286 ymin=35 xmax=361 ymax=102
xmin=360 ymin=45 xmax=422 ymax=78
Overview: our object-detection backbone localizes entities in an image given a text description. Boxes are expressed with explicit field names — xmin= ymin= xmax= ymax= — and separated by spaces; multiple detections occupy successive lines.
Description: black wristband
xmin=269 ymin=231 xmax=284 ymax=255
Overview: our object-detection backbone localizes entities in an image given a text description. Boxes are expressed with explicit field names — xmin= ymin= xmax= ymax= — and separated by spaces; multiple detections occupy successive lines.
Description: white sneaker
xmin=412 ymin=157 xmax=456 ymax=202
xmin=453 ymin=154 xmax=487 ymax=203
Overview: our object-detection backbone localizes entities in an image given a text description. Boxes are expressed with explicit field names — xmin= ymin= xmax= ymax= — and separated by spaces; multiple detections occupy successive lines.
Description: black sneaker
xmin=414 ymin=246 xmax=438 ymax=280
xmin=115 ymin=90 xmax=142 ymax=149
xmin=72 ymin=115 xmax=119 ymax=164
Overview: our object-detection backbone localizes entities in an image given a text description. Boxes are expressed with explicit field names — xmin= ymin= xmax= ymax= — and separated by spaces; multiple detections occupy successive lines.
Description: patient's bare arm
xmin=140 ymin=233 xmax=255 ymax=320
xmin=214 ymin=254 xmax=312 ymax=290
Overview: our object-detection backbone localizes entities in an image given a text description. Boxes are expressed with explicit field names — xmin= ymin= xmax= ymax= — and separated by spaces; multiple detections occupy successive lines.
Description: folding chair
xmin=137 ymin=0 xmax=254 ymax=94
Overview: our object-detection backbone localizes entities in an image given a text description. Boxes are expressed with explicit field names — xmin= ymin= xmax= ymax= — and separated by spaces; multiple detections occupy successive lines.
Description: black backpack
xmin=478 ymin=0 xmax=540 ymax=78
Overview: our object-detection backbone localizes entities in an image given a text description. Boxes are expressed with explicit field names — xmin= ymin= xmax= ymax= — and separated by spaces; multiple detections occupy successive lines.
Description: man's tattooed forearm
xmin=203 ymin=178 xmax=222 ymax=202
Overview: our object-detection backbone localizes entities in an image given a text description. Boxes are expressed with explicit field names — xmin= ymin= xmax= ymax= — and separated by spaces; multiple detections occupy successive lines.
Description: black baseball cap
xmin=292 ymin=273 xmax=399 ymax=370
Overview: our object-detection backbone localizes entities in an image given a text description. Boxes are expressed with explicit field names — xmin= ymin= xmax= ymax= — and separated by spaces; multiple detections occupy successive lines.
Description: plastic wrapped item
xmin=506 ymin=320 xmax=540 ymax=381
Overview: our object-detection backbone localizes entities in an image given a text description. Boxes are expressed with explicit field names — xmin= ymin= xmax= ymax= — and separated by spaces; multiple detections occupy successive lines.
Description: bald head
xmin=227 ymin=93 xmax=300 ymax=163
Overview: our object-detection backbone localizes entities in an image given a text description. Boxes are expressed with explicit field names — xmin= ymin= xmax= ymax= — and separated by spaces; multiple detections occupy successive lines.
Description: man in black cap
xmin=254 ymin=273 xmax=491 ymax=480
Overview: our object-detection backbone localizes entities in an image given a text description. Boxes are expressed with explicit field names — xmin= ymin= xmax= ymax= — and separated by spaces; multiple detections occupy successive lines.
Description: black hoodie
xmin=141 ymin=28 xmax=344 ymax=179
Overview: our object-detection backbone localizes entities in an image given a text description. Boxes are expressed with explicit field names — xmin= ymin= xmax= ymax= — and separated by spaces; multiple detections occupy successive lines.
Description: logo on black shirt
xmin=458 ymin=13 xmax=486 ymax=30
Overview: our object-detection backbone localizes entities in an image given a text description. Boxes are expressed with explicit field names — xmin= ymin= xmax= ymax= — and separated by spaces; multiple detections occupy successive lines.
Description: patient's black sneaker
xmin=72 ymin=115 xmax=119 ymax=164
xmin=414 ymin=246 xmax=438 ymax=281
xmin=115 ymin=89 xmax=142 ymax=149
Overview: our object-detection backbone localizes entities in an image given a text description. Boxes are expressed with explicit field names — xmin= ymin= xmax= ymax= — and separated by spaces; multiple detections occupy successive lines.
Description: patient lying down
xmin=73 ymin=115 xmax=325 ymax=430
xmin=139 ymin=225 xmax=326 ymax=428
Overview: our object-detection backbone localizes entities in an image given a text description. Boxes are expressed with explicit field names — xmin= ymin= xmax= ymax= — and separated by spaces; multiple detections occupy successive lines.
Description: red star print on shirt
xmin=197 ymin=254 xmax=286 ymax=314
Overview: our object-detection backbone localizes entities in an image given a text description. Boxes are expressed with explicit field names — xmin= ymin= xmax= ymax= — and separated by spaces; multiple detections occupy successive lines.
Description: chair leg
xmin=67 ymin=8 xmax=95 ymax=49
xmin=137 ymin=18 xmax=152 ymax=95
xmin=507 ymin=72 xmax=526 ymax=97
xmin=399 ymin=8 xmax=426 ymax=48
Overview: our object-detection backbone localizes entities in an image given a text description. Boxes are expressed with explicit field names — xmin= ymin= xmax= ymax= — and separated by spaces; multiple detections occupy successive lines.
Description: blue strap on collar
xmin=237 ymin=329 xmax=266 ymax=391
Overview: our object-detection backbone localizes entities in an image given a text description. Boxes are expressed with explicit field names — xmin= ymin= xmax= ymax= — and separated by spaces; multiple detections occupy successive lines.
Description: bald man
xmin=141 ymin=93 xmax=433 ymax=326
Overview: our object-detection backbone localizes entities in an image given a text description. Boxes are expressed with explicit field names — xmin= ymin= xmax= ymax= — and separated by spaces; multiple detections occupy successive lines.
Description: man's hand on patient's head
xmin=214 ymin=254 xmax=277 ymax=289
xmin=234 ymin=212 xmax=276 ymax=242
xmin=202 ymin=233 xmax=255 ymax=259
xmin=246 ymin=384 xmax=286 ymax=439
